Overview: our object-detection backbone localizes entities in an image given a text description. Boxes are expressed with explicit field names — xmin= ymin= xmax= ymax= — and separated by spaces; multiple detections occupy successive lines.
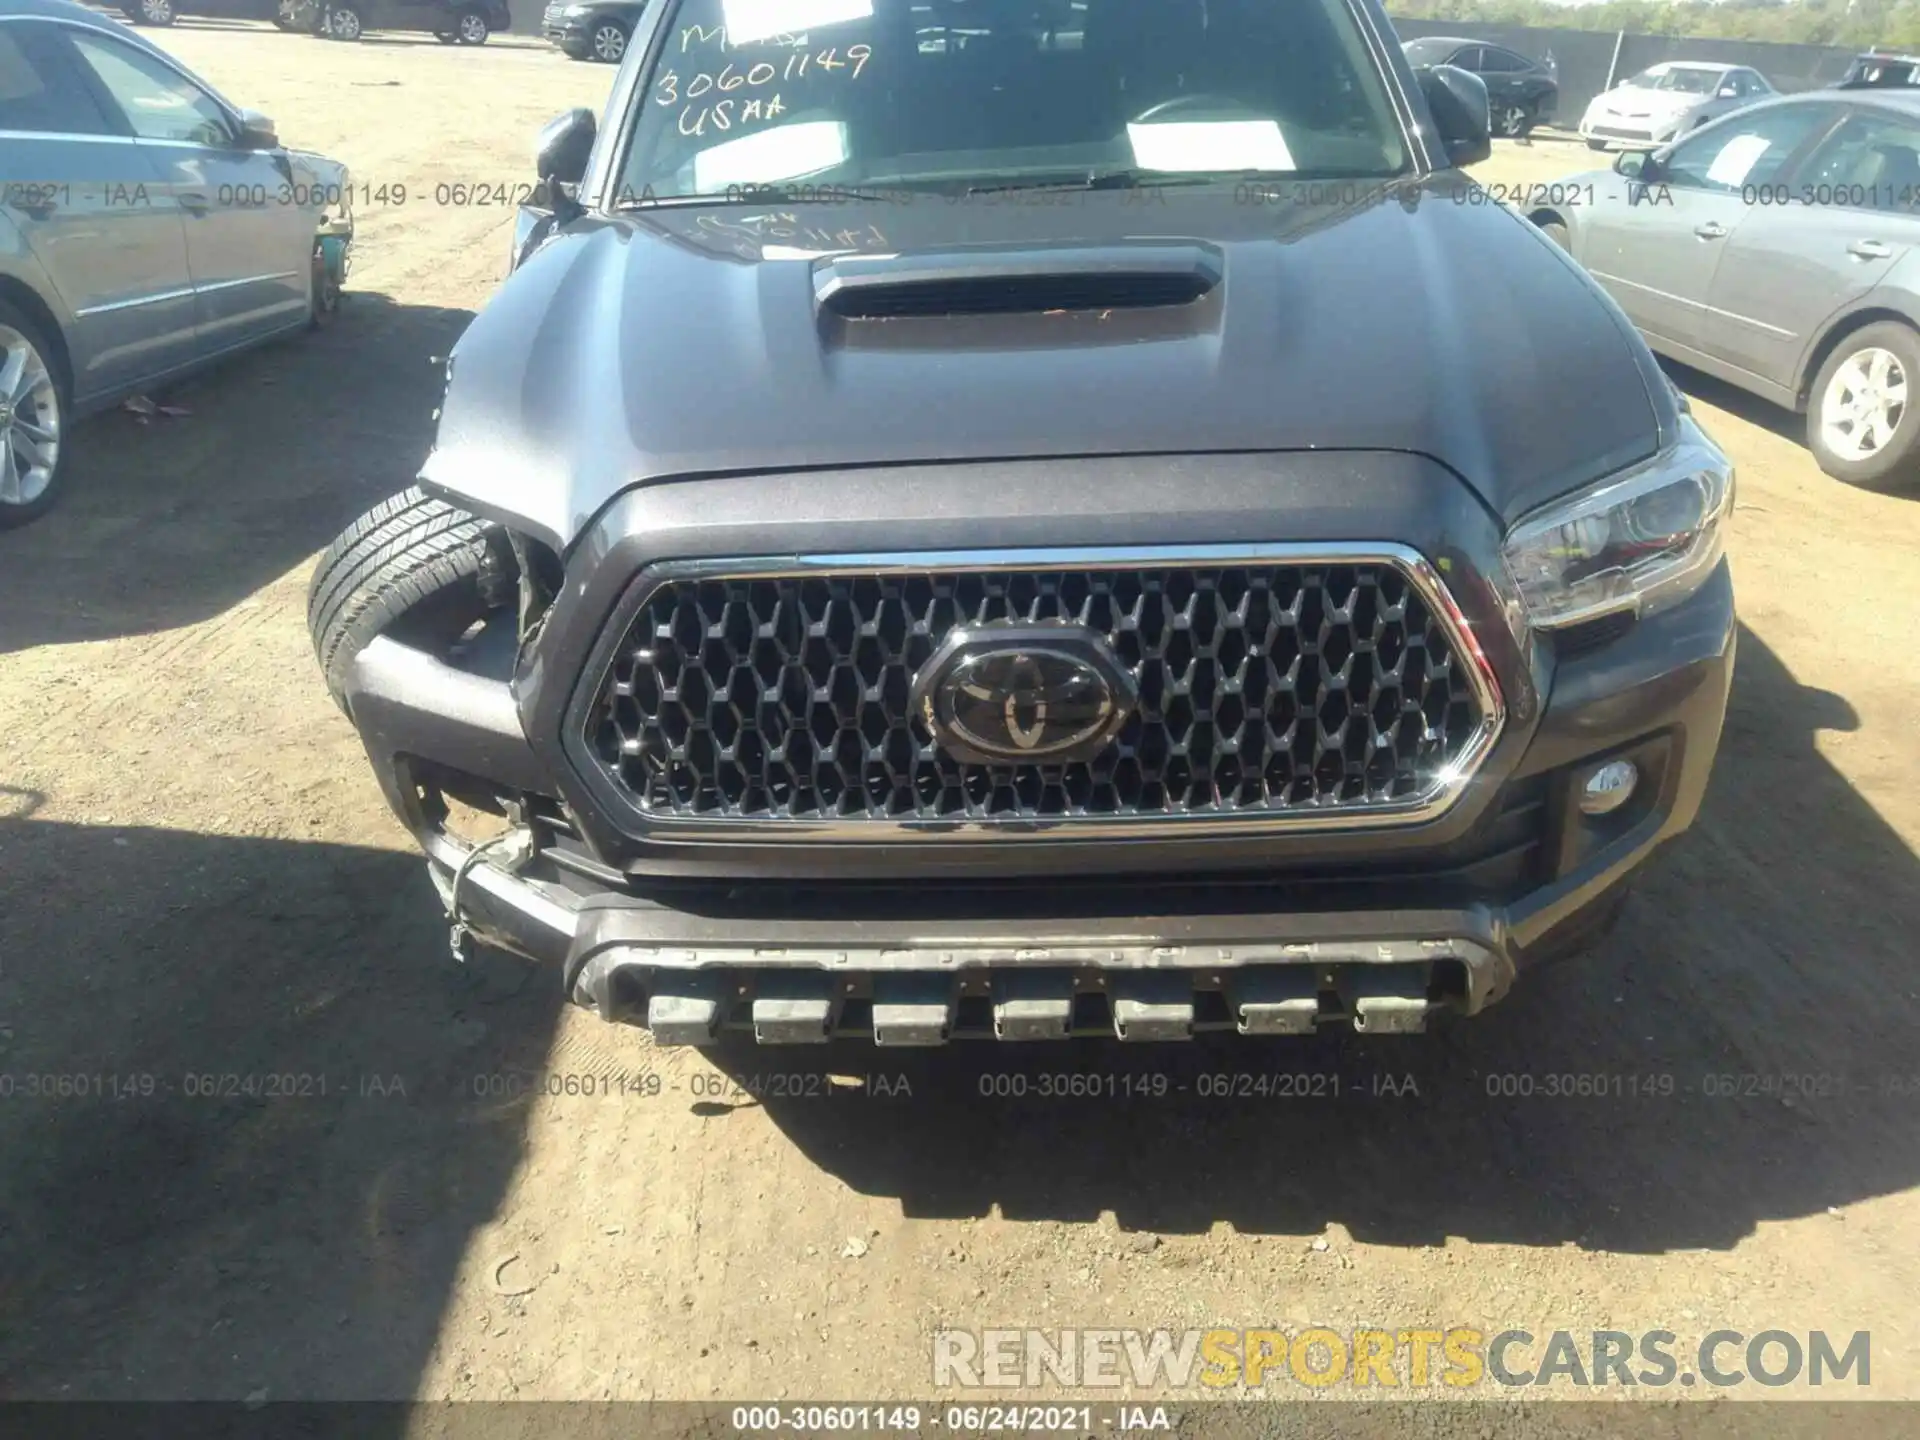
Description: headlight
xmin=1501 ymin=417 xmax=1732 ymax=629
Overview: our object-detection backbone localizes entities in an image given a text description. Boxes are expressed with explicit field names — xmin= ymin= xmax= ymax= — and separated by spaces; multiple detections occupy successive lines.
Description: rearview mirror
xmin=1416 ymin=64 xmax=1491 ymax=168
xmin=235 ymin=108 xmax=278 ymax=150
xmin=536 ymin=107 xmax=596 ymax=188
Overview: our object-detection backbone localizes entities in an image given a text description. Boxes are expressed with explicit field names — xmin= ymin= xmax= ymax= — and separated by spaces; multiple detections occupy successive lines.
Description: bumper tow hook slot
xmin=445 ymin=827 xmax=536 ymax=963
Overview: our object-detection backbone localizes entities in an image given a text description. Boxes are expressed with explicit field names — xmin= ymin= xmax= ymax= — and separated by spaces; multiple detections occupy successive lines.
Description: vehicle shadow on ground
xmin=0 ymin=806 xmax=559 ymax=1404
xmin=0 ymin=290 xmax=471 ymax=656
xmin=727 ymin=624 xmax=1920 ymax=1253
xmin=1664 ymin=361 xmax=1919 ymax=503
xmin=1663 ymin=359 xmax=1811 ymax=450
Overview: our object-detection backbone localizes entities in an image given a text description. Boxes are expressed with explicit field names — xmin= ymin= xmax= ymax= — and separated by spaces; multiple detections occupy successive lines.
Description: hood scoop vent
xmin=814 ymin=244 xmax=1223 ymax=320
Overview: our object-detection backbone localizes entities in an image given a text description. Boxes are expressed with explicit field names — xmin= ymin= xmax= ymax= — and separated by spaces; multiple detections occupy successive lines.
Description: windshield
xmin=1400 ymin=37 xmax=1453 ymax=66
xmin=1625 ymin=65 xmax=1721 ymax=95
xmin=618 ymin=0 xmax=1410 ymax=202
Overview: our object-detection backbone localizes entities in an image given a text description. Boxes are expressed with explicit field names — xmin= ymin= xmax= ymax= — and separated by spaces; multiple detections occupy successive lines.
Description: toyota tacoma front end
xmin=309 ymin=0 xmax=1735 ymax=1045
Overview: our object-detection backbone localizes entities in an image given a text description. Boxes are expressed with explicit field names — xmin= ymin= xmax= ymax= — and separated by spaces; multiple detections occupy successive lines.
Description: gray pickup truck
xmin=309 ymin=0 xmax=1735 ymax=1046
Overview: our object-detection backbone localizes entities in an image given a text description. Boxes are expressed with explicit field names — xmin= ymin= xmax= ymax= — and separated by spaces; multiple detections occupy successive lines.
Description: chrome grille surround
xmin=569 ymin=544 xmax=1507 ymax=842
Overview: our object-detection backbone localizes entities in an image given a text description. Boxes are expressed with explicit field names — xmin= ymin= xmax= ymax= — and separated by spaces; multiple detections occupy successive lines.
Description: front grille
xmin=577 ymin=552 xmax=1497 ymax=831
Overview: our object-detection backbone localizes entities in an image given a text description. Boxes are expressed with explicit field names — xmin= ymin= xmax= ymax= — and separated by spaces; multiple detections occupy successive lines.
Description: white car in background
xmin=1580 ymin=62 xmax=1774 ymax=150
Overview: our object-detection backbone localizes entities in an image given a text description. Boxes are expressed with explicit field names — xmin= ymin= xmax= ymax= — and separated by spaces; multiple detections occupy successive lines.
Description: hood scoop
xmin=814 ymin=243 xmax=1223 ymax=320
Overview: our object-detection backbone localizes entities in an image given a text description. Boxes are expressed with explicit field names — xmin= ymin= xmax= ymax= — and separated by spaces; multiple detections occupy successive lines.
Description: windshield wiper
xmin=964 ymin=168 xmax=1401 ymax=196
xmin=965 ymin=170 xmax=1226 ymax=195
xmin=610 ymin=184 xmax=918 ymax=211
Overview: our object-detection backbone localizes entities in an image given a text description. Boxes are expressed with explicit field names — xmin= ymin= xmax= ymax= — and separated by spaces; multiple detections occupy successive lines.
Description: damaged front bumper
xmin=341 ymin=546 xmax=1734 ymax=1045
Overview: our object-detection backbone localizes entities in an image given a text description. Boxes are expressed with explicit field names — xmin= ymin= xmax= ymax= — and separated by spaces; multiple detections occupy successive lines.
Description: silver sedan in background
xmin=1580 ymin=62 xmax=1775 ymax=152
xmin=0 ymin=0 xmax=352 ymax=527
xmin=1530 ymin=90 xmax=1920 ymax=491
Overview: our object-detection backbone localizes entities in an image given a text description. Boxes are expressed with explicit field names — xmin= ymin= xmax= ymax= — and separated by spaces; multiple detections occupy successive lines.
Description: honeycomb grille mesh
xmin=581 ymin=562 xmax=1486 ymax=825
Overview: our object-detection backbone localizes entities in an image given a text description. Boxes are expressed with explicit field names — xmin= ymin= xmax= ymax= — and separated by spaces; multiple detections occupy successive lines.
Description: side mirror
xmin=1416 ymin=64 xmax=1491 ymax=168
xmin=235 ymin=108 xmax=278 ymax=150
xmin=515 ymin=108 xmax=595 ymax=272
xmin=1614 ymin=150 xmax=1656 ymax=180
xmin=536 ymin=107 xmax=596 ymax=189
xmin=1717 ymin=85 xmax=1738 ymax=98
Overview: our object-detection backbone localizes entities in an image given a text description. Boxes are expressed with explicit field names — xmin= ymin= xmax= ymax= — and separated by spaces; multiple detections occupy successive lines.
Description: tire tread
xmin=307 ymin=485 xmax=489 ymax=708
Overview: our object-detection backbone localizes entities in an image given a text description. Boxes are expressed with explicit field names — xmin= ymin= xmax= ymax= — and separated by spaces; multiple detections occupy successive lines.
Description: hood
xmin=426 ymin=178 xmax=1667 ymax=549
xmin=1593 ymin=86 xmax=1704 ymax=116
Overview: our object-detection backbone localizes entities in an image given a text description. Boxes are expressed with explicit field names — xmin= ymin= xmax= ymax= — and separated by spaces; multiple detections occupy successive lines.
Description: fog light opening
xmin=1579 ymin=758 xmax=1639 ymax=816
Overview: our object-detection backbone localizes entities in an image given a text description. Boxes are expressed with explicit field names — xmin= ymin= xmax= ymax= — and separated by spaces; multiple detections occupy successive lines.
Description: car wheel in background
xmin=1532 ymin=213 xmax=1571 ymax=251
xmin=455 ymin=8 xmax=490 ymax=42
xmin=0 ymin=302 xmax=69 ymax=530
xmin=1586 ymin=138 xmax=1609 ymax=151
xmin=1808 ymin=322 xmax=1920 ymax=490
xmin=434 ymin=29 xmax=456 ymax=41
xmin=134 ymin=0 xmax=176 ymax=23
xmin=326 ymin=5 xmax=364 ymax=39
xmin=1496 ymin=102 xmax=1534 ymax=139
xmin=589 ymin=19 xmax=627 ymax=62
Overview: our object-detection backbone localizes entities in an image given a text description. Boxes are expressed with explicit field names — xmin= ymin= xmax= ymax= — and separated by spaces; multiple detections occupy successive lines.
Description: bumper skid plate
xmin=563 ymin=941 xmax=1485 ymax=1046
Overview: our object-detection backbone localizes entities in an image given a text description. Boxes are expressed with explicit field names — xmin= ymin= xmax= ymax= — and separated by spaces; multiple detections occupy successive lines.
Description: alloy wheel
xmin=458 ymin=11 xmax=487 ymax=41
xmin=0 ymin=324 xmax=61 ymax=510
xmin=330 ymin=7 xmax=362 ymax=38
xmin=591 ymin=22 xmax=625 ymax=61
xmin=1821 ymin=347 xmax=1908 ymax=462
xmin=141 ymin=0 xmax=175 ymax=21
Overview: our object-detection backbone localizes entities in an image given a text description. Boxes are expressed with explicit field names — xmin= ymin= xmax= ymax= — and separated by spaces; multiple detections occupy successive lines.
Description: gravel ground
xmin=2 ymin=23 xmax=1918 ymax=1414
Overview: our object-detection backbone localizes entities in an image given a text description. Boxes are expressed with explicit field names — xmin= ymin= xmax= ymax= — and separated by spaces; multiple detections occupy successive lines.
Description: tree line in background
xmin=1387 ymin=0 xmax=1920 ymax=50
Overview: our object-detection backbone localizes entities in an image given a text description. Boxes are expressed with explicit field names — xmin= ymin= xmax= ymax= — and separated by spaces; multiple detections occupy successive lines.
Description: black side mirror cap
xmin=536 ymin=107 xmax=597 ymax=188
xmin=1614 ymin=149 xmax=1657 ymax=180
xmin=1416 ymin=64 xmax=1491 ymax=169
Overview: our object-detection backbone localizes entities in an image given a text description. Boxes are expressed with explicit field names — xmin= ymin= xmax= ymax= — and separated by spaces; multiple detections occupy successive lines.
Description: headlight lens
xmin=1501 ymin=417 xmax=1732 ymax=629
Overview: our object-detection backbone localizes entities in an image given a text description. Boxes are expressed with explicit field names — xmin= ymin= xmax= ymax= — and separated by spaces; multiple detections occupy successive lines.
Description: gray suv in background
xmin=310 ymin=0 xmax=1735 ymax=1047
xmin=0 ymin=0 xmax=352 ymax=525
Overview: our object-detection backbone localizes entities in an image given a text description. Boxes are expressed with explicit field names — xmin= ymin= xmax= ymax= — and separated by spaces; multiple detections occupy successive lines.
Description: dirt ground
xmin=3 ymin=22 xmax=1920 ymax=1418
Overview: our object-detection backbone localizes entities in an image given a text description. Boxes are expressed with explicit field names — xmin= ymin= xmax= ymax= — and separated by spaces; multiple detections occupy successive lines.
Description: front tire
xmin=1807 ymin=322 xmax=1920 ymax=490
xmin=307 ymin=486 xmax=494 ymax=711
xmin=325 ymin=4 xmax=364 ymax=39
xmin=0 ymin=302 xmax=69 ymax=530
xmin=134 ymin=0 xmax=176 ymax=23
xmin=1586 ymin=137 xmax=1608 ymax=151
xmin=454 ymin=7 xmax=490 ymax=42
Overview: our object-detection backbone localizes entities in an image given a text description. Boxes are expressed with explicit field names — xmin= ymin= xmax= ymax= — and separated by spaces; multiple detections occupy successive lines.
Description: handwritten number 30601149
xmin=653 ymin=44 xmax=873 ymax=108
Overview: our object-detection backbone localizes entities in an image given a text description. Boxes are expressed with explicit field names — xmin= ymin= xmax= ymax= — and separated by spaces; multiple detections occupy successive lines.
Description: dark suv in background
xmin=543 ymin=0 xmax=643 ymax=62
xmin=1839 ymin=51 xmax=1920 ymax=88
xmin=309 ymin=0 xmax=1734 ymax=1047
xmin=120 ymin=0 xmax=310 ymax=26
xmin=316 ymin=0 xmax=509 ymax=42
